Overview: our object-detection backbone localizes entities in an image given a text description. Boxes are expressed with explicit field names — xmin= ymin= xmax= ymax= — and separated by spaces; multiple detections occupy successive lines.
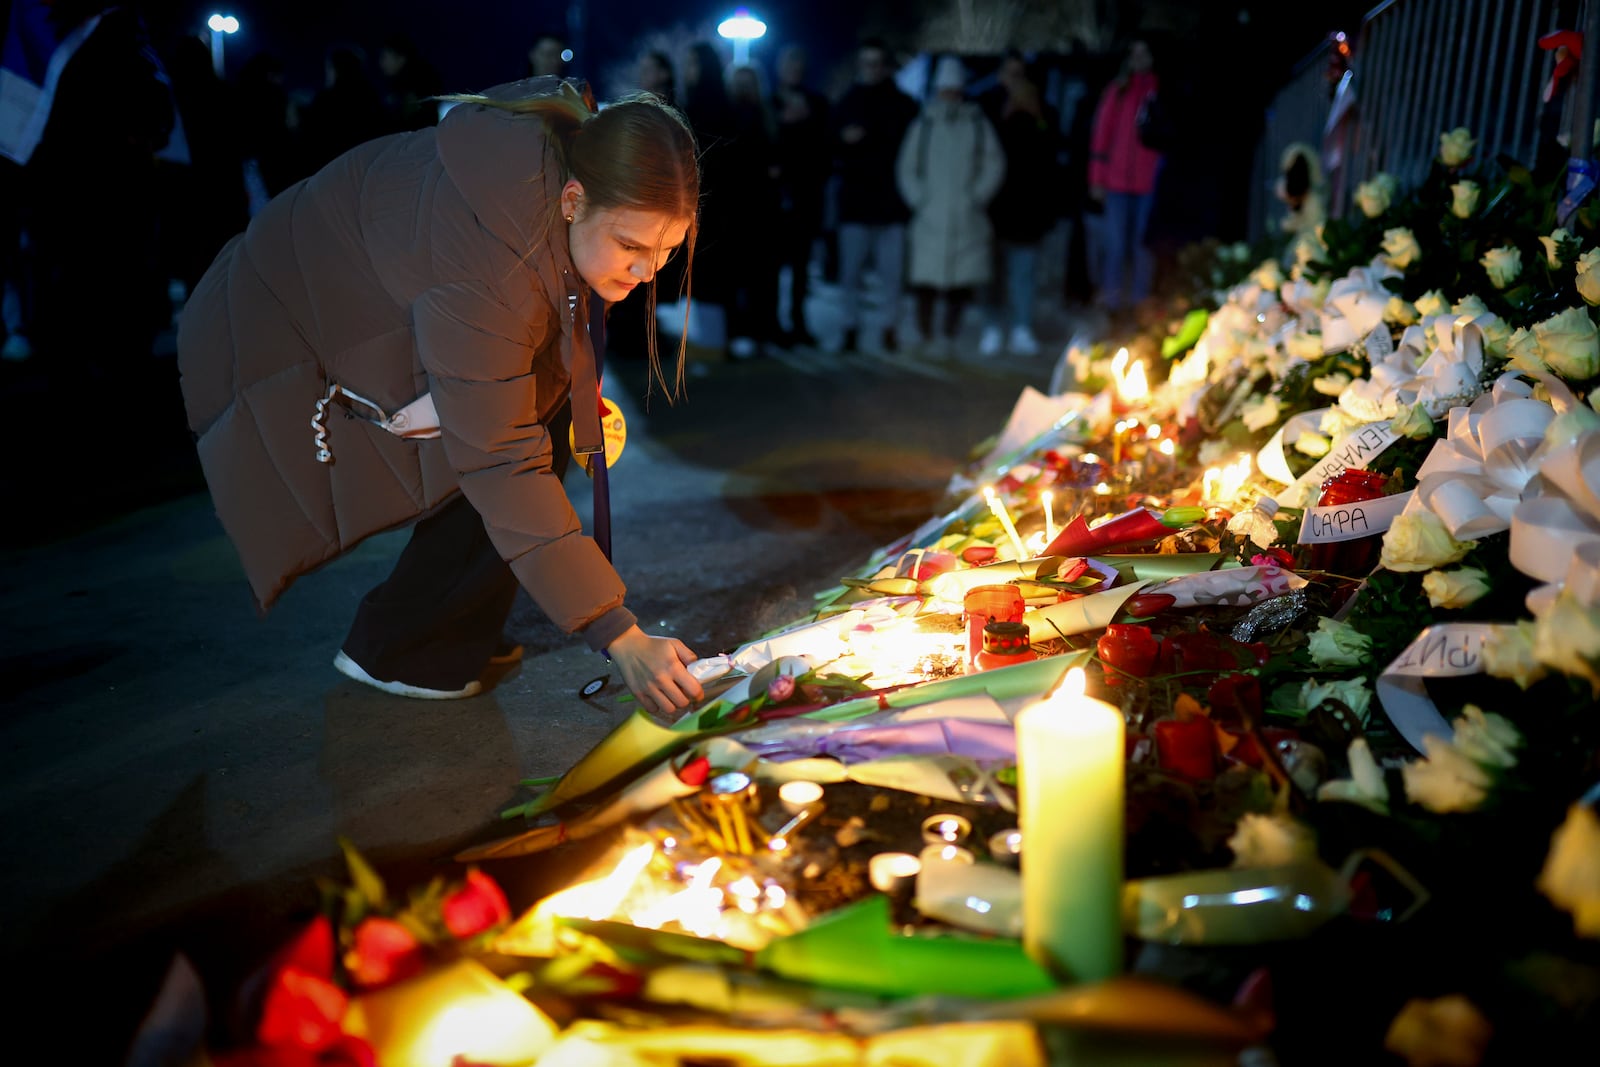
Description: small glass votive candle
xmin=921 ymin=813 xmax=972 ymax=846
xmin=777 ymin=780 xmax=824 ymax=815
xmin=988 ymin=828 xmax=1023 ymax=867
xmin=918 ymin=843 xmax=976 ymax=867
xmin=869 ymin=852 xmax=923 ymax=894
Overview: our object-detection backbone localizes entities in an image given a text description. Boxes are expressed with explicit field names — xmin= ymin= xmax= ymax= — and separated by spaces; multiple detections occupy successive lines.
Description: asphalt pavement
xmin=0 ymin=277 xmax=1091 ymax=1058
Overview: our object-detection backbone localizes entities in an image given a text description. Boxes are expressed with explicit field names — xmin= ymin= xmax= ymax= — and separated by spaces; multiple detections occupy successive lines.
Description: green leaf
xmin=338 ymin=836 xmax=387 ymax=910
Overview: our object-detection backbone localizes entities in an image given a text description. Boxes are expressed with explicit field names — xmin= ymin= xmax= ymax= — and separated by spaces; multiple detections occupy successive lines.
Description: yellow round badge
xmin=570 ymin=396 xmax=627 ymax=469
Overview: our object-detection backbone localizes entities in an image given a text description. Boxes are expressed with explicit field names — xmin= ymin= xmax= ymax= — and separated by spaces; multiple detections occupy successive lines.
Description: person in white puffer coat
xmin=895 ymin=55 xmax=1005 ymax=357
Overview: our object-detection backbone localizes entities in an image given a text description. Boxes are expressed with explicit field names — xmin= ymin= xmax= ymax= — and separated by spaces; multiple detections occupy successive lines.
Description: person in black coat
xmin=771 ymin=44 xmax=830 ymax=348
xmin=979 ymin=52 xmax=1060 ymax=358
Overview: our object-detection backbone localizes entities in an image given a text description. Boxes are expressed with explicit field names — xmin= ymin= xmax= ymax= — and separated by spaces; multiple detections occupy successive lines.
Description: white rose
xmin=1453 ymin=293 xmax=1490 ymax=319
xmin=1449 ymin=180 xmax=1480 ymax=219
xmin=1355 ymin=173 xmax=1397 ymax=218
xmin=1478 ymin=314 xmax=1511 ymax=358
xmin=1293 ymin=431 xmax=1331 ymax=457
xmin=1383 ymin=296 xmax=1418 ymax=326
xmin=1380 ymin=510 xmax=1472 ymax=572
xmin=1402 ymin=734 xmax=1492 ymax=813
xmin=1480 ymin=245 xmax=1522 ymax=289
xmin=1299 ymin=678 xmax=1373 ymax=724
xmin=1313 ymin=371 xmax=1352 ymax=397
xmin=1414 ymin=289 xmax=1450 ymax=317
xmin=1451 ymin=704 xmax=1520 ymax=769
xmin=1545 ymin=404 xmax=1600 ymax=449
xmin=1533 ymin=586 xmax=1600 ymax=695
xmin=1483 ymin=620 xmax=1549 ymax=689
xmin=1537 ymin=803 xmax=1600 ymax=937
xmin=1532 ymin=306 xmax=1600 ymax=380
xmin=1317 ymin=738 xmax=1390 ymax=813
xmin=1576 ymin=248 xmax=1600 ymax=306
xmin=1307 ymin=616 xmax=1373 ymax=668
xmin=1505 ymin=327 xmax=1549 ymax=375
xmin=1390 ymin=402 xmax=1435 ymax=440
xmin=1227 ymin=812 xmax=1318 ymax=869
xmin=1422 ymin=567 xmax=1490 ymax=609
xmin=1382 ymin=227 xmax=1422 ymax=269
xmin=1541 ymin=227 xmax=1573 ymax=268
xmin=1384 ymin=995 xmax=1493 ymax=1067
xmin=1318 ymin=405 xmax=1362 ymax=436
xmin=1439 ymin=126 xmax=1477 ymax=166
xmin=1241 ymin=393 xmax=1282 ymax=432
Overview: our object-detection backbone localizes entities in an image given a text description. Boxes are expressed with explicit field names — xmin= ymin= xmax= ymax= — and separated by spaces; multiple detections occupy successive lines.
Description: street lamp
xmin=206 ymin=13 xmax=239 ymax=78
xmin=716 ymin=8 xmax=766 ymax=67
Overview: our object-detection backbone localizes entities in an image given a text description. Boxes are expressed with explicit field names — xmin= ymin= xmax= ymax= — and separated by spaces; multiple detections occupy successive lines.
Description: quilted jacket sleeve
xmin=413 ymin=280 xmax=636 ymax=651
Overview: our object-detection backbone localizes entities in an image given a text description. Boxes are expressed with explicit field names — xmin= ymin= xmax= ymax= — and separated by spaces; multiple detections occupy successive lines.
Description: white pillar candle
xmin=983 ymin=486 xmax=1029 ymax=560
xmin=1015 ymin=666 xmax=1124 ymax=982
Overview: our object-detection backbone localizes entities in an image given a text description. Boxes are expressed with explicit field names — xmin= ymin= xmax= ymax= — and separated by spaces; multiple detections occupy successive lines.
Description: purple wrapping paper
xmin=741 ymin=718 xmax=1017 ymax=764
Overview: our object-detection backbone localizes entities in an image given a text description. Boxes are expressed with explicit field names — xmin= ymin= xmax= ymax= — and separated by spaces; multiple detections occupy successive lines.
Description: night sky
xmin=161 ymin=0 xmax=898 ymax=98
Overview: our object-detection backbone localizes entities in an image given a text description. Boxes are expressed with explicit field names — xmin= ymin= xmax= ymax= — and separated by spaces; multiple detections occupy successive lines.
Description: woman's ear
xmin=560 ymin=178 xmax=586 ymax=220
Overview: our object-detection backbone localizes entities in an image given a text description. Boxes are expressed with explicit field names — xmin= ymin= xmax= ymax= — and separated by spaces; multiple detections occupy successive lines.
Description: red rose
xmin=344 ymin=917 xmax=426 ymax=989
xmin=441 ymin=868 xmax=512 ymax=939
xmin=256 ymin=965 xmax=349 ymax=1051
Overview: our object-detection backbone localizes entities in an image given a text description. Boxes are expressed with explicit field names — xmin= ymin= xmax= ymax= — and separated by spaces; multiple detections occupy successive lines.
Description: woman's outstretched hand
xmin=606 ymin=625 xmax=703 ymax=717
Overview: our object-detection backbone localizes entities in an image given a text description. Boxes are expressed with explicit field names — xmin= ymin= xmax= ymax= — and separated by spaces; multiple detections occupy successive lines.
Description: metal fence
xmin=1250 ymin=0 xmax=1584 ymax=240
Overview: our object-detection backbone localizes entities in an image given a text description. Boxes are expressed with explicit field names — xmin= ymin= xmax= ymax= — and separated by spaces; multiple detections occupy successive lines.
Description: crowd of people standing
xmin=0 ymin=7 xmax=1243 ymax=382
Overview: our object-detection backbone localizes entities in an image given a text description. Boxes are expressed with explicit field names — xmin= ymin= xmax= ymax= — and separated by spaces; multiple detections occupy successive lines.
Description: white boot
xmin=1008 ymin=325 xmax=1040 ymax=357
xmin=978 ymin=325 xmax=1004 ymax=357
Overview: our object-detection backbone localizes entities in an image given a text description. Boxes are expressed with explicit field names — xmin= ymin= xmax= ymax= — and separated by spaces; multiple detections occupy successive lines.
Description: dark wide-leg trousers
xmin=341 ymin=400 xmax=574 ymax=689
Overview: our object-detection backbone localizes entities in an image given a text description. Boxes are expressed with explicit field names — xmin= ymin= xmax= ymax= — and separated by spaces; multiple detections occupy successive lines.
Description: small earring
xmin=565 ymin=213 xmax=575 ymax=223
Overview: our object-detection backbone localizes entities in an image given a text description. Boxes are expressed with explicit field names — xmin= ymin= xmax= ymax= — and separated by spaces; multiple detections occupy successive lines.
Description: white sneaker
xmin=1008 ymin=325 xmax=1040 ymax=357
xmin=978 ymin=325 xmax=1004 ymax=357
xmin=333 ymin=650 xmax=483 ymax=699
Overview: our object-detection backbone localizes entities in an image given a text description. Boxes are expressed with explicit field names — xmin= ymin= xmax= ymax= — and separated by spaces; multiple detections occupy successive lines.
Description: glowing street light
xmin=206 ymin=14 xmax=239 ymax=78
xmin=716 ymin=8 xmax=767 ymax=66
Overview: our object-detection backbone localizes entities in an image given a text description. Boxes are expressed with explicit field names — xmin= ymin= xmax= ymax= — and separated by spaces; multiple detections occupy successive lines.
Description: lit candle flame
xmin=1158 ymin=439 xmax=1176 ymax=457
xmin=1117 ymin=359 xmax=1149 ymax=403
xmin=1042 ymin=490 xmax=1056 ymax=542
xmin=1146 ymin=424 xmax=1162 ymax=441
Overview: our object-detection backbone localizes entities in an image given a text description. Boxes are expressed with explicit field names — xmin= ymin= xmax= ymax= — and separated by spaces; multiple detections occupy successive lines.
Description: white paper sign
xmin=1376 ymin=624 xmax=1505 ymax=751
xmin=1298 ymin=490 xmax=1413 ymax=544
xmin=1290 ymin=421 xmax=1402 ymax=498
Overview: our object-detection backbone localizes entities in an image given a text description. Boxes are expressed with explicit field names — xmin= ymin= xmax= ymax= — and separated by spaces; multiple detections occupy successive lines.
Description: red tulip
xmin=256 ymin=965 xmax=349 ymax=1051
xmin=441 ymin=868 xmax=512 ymax=939
xmin=344 ymin=917 xmax=426 ymax=989
xmin=1096 ymin=623 xmax=1160 ymax=684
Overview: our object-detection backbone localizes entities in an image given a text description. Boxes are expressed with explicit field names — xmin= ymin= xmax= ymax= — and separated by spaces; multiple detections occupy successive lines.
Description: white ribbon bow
xmin=1510 ymin=426 xmax=1600 ymax=614
xmin=1336 ymin=314 xmax=1490 ymax=425
xmin=1319 ymin=259 xmax=1401 ymax=353
xmin=1411 ymin=372 xmax=1558 ymax=540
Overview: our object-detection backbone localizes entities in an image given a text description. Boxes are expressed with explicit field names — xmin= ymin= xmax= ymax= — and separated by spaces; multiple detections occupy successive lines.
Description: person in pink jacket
xmin=1087 ymin=39 xmax=1161 ymax=316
